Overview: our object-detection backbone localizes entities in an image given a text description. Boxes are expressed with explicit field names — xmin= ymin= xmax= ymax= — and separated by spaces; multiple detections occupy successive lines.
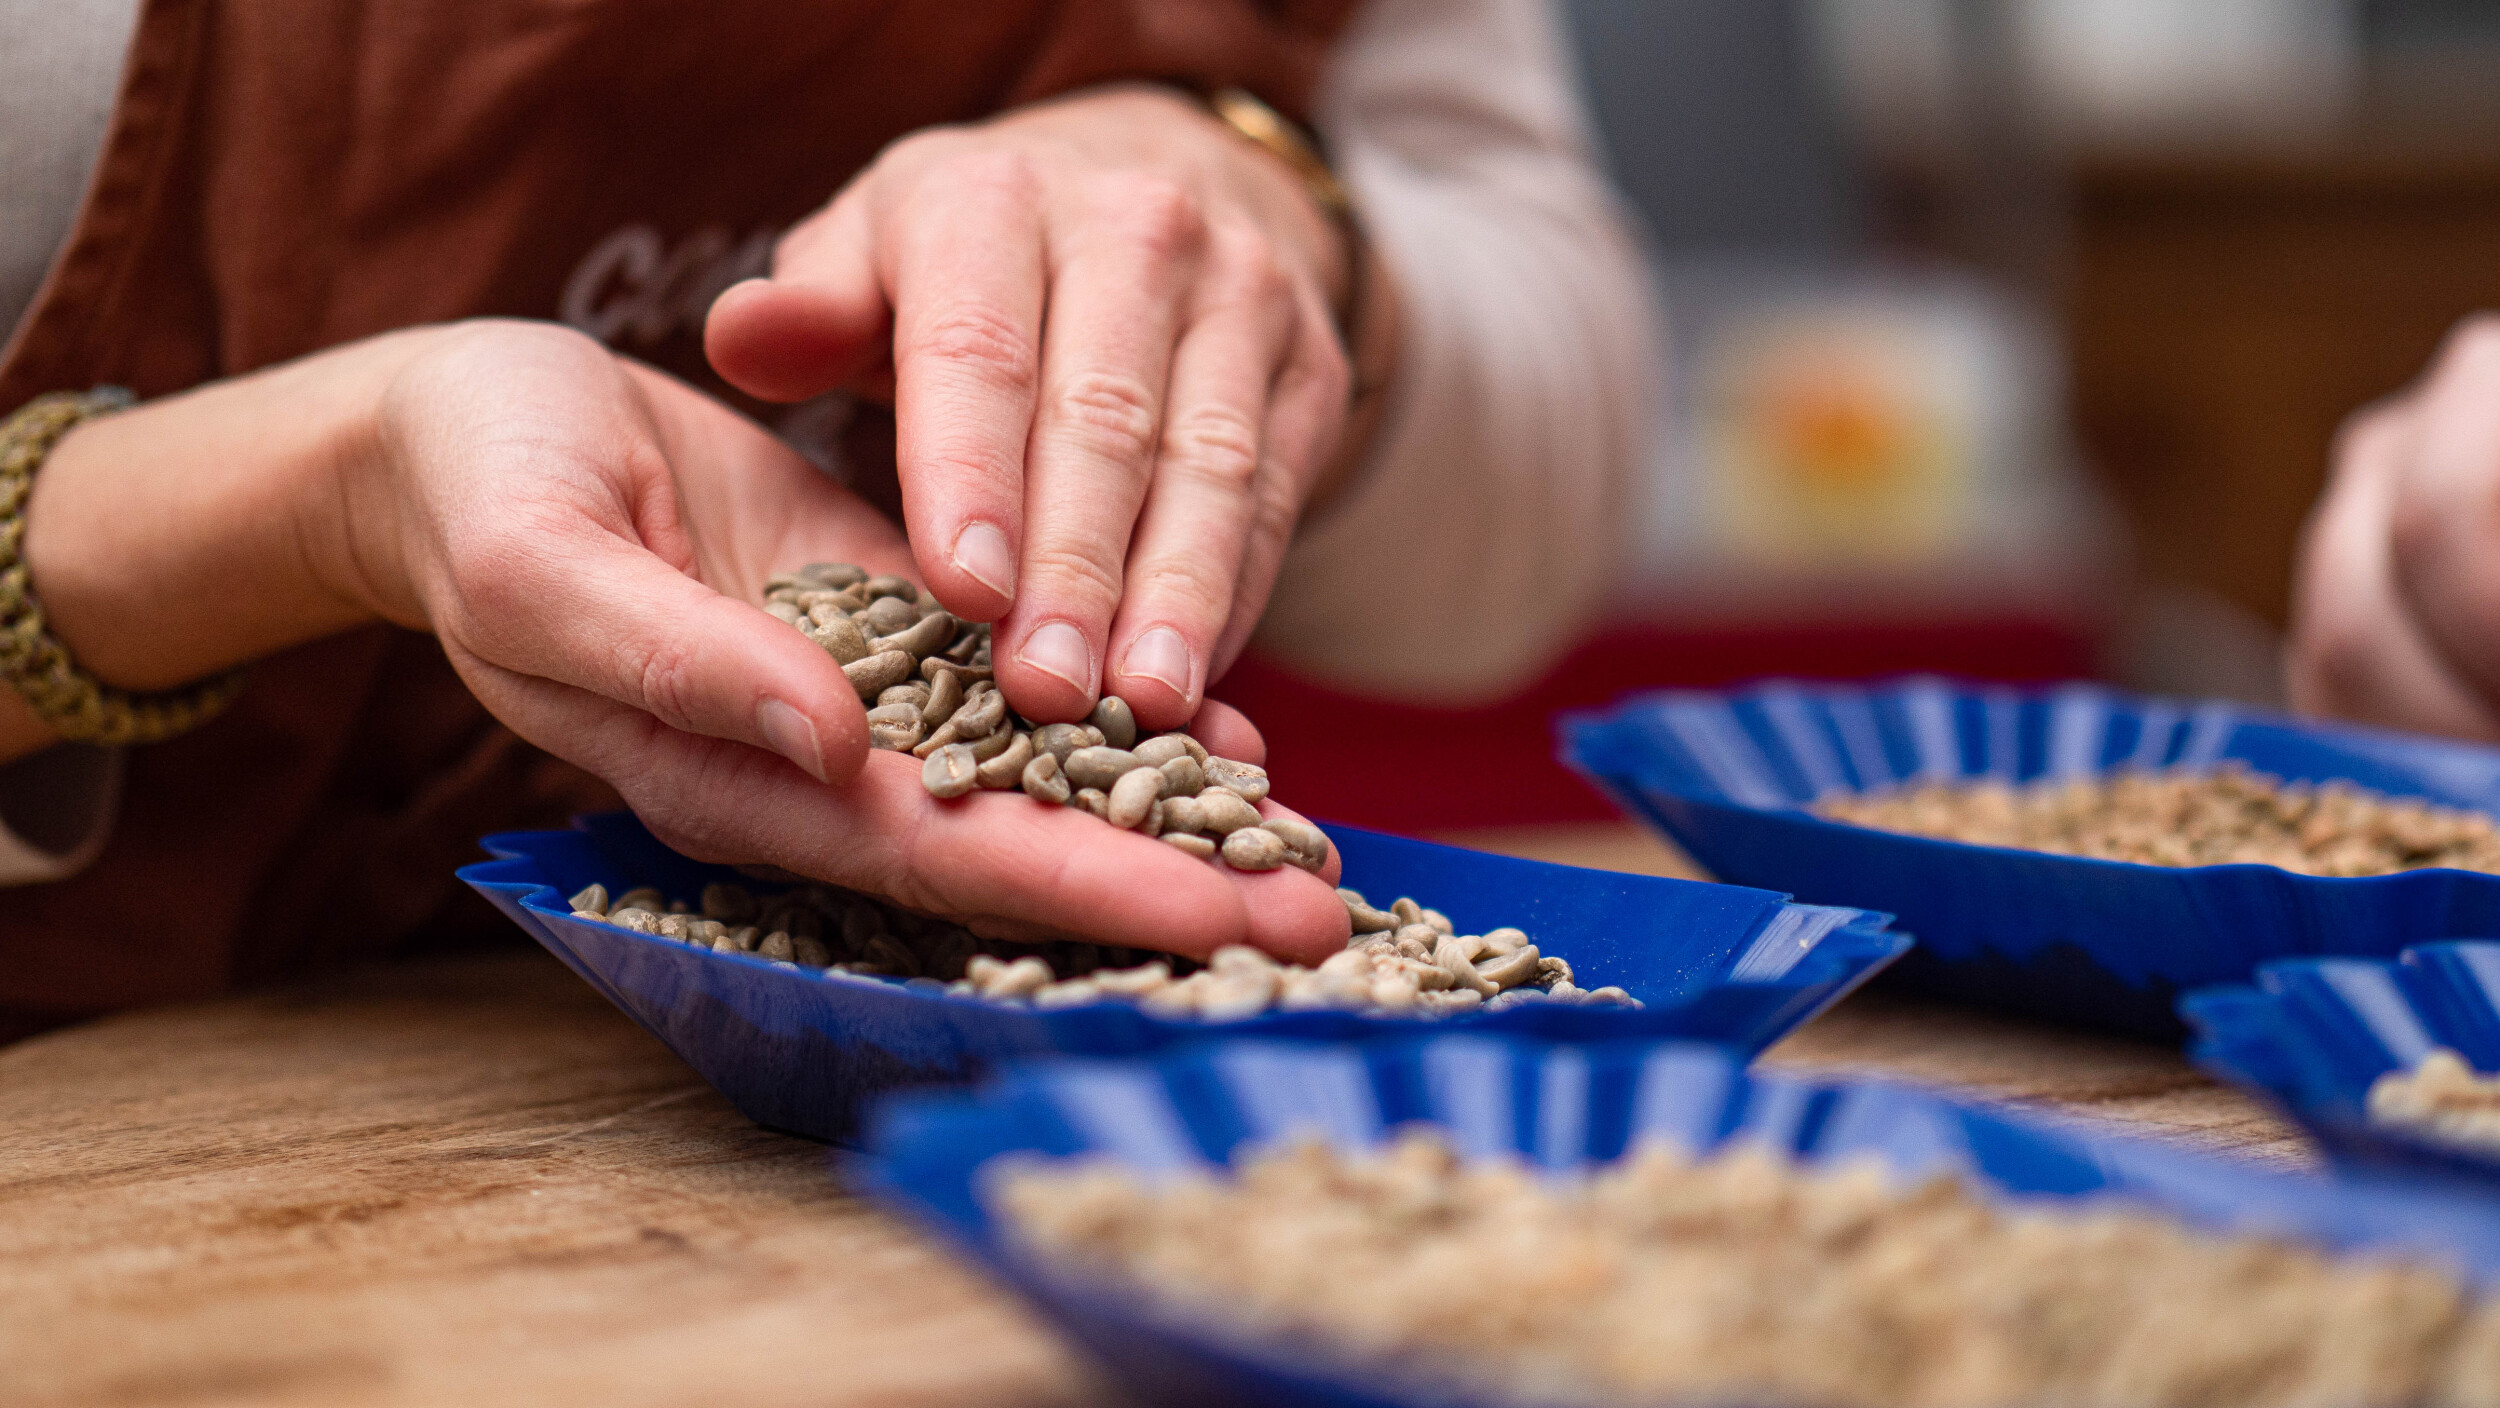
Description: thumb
xmin=706 ymin=205 xmax=891 ymax=403
xmin=458 ymin=529 xmax=874 ymax=785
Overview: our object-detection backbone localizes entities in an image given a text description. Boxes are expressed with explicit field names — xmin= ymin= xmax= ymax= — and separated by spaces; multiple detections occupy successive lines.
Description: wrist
xmin=22 ymin=329 xmax=444 ymax=693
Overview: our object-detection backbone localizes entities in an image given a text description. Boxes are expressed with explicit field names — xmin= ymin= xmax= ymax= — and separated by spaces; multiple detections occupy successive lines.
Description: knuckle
xmin=911 ymin=304 xmax=1038 ymax=390
xmin=625 ymin=630 xmax=706 ymax=734
xmin=1024 ymin=541 xmax=1126 ymax=612
xmin=1161 ymin=404 xmax=1262 ymax=492
xmin=1101 ymin=175 xmax=1206 ymax=263
xmin=1049 ymin=370 xmax=1163 ymax=469
xmin=1130 ymin=559 xmax=1232 ymax=625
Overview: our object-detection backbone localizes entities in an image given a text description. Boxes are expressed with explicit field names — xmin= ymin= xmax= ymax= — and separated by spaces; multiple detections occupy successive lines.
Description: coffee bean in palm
xmin=924 ymin=743 xmax=980 ymax=798
xmin=1033 ymin=722 xmax=1103 ymax=763
xmin=1075 ymin=787 xmax=1109 ymax=819
xmin=879 ymin=681 xmax=931 ymax=711
xmin=1162 ymin=832 xmax=1217 ymax=859
xmin=1109 ymin=767 xmax=1164 ymax=829
xmin=872 ymin=610 xmax=956 ymax=660
xmin=1195 ymin=789 xmax=1263 ymax=837
xmin=1158 ymin=755 xmax=1204 ymax=799
xmin=977 ymin=732 xmax=1034 ymax=789
xmin=968 ymin=724 xmax=1018 ymax=762
xmin=1133 ymin=735 xmax=1192 ymax=768
xmin=1161 ymin=795 xmax=1206 ymax=835
xmin=865 ymin=702 xmax=925 ymax=752
xmin=799 ymin=562 xmax=867 ymax=589
xmin=862 ymin=574 xmax=917 ymax=601
xmin=919 ymin=669 xmax=964 ymax=728
xmin=921 ymin=657 xmax=992 ymax=687
xmin=1065 ymin=746 xmax=1141 ymax=791
xmin=1091 ymin=695 xmax=1137 ymax=750
xmin=844 ymin=649 xmax=915 ymax=699
xmin=810 ymin=615 xmax=872 ymax=665
xmin=859 ymin=593 xmax=919 ymax=637
xmin=1221 ymin=826 xmax=1291 ymax=871
xmin=1262 ymin=817 xmax=1329 ymax=871
xmin=1022 ymin=751 xmax=1072 ymax=804
xmin=1204 ymin=757 xmax=1270 ymax=803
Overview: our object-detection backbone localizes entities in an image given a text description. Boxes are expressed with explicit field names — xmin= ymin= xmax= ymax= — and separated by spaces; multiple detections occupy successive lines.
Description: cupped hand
xmin=704 ymin=84 xmax=1354 ymax=732
xmin=2290 ymin=315 xmax=2500 ymax=741
xmin=333 ymin=319 xmax=1347 ymax=961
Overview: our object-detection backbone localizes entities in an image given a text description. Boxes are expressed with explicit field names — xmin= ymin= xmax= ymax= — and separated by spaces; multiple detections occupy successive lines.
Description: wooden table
xmin=1 ymin=824 xmax=2306 ymax=1408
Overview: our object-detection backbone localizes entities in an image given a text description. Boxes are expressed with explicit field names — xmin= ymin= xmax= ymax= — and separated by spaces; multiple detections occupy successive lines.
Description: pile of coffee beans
xmin=764 ymin=563 xmax=1315 ymax=872
xmin=994 ymin=1134 xmax=2500 ymax=1408
xmin=1816 ymin=764 xmax=2500 ymax=877
xmin=2369 ymin=1050 xmax=2500 ymax=1154
xmin=566 ymin=878 xmax=1637 ymax=1020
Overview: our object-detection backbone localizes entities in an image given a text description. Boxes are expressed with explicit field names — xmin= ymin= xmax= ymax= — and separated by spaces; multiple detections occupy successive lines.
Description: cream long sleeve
xmin=1258 ymin=0 xmax=1657 ymax=703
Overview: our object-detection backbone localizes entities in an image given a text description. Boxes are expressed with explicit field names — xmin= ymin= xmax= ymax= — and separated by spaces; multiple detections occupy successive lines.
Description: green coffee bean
xmin=1195 ymin=789 xmax=1263 ymax=837
xmin=810 ymin=615 xmax=872 ymax=665
xmin=844 ymin=649 xmax=915 ymax=700
xmin=1221 ymin=826 xmax=1291 ymax=871
xmin=1091 ymin=695 xmax=1138 ymax=750
xmin=1133 ymin=736 xmax=1192 ymax=767
xmin=923 ymin=743 xmax=980 ymax=798
xmin=1158 ymin=755 xmax=1205 ymax=799
xmin=1261 ymin=817 xmax=1330 ymax=871
xmin=1162 ymin=832 xmax=1217 ymax=859
xmin=919 ymin=669 xmax=964 ymax=728
xmin=1065 ymin=746 xmax=1142 ymax=791
xmin=1204 ymin=757 xmax=1270 ymax=803
xmin=977 ymin=732 xmax=1035 ymax=789
xmin=1022 ymin=751 xmax=1072 ymax=804
xmin=1109 ymin=767 xmax=1164 ymax=829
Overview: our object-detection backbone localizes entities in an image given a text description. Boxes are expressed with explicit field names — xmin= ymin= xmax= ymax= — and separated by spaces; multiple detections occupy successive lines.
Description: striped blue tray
xmin=2185 ymin=941 xmax=2500 ymax=1187
xmin=457 ymin=812 xmax=1906 ymax=1143
xmin=861 ymin=1035 xmax=2500 ymax=1408
xmin=1563 ymin=678 xmax=2500 ymax=1035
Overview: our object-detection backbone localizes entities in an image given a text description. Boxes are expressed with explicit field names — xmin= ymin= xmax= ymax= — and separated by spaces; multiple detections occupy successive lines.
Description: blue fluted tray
xmin=2184 ymin=942 xmax=2500 ymax=1187
xmin=1561 ymin=677 xmax=2500 ymax=1035
xmin=860 ymin=1035 xmax=2500 ymax=1408
xmin=456 ymin=811 xmax=1907 ymax=1143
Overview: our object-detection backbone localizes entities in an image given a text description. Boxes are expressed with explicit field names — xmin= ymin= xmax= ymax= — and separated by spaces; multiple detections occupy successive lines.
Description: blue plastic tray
xmin=2184 ymin=942 xmax=2500 ymax=1187
xmin=457 ymin=812 xmax=1907 ymax=1143
xmin=1562 ymin=678 xmax=2500 ymax=1035
xmin=861 ymin=1035 xmax=2500 ymax=1408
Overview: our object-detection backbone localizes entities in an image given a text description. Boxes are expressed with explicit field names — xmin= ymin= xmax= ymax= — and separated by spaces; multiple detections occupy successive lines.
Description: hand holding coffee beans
xmin=766 ymin=563 xmax=1324 ymax=874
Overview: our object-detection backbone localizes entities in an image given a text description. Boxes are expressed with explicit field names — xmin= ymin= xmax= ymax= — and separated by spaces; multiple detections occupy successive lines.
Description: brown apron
xmin=0 ymin=0 xmax=1354 ymax=1021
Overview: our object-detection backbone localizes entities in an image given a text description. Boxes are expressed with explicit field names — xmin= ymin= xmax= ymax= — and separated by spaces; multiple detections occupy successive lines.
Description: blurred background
xmin=1219 ymin=0 xmax=2500 ymax=834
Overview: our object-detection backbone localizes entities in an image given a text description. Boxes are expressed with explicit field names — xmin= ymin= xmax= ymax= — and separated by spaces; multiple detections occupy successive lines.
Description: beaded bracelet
xmin=0 ymin=389 xmax=247 ymax=745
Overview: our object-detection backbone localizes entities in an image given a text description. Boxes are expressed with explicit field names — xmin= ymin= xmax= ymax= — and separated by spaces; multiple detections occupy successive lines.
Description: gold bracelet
xmin=0 ymin=390 xmax=248 ymax=745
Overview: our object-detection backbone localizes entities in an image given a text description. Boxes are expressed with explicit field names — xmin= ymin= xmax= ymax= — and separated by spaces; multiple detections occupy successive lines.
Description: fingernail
xmin=756 ymin=697 xmax=827 ymax=783
xmin=1122 ymin=626 xmax=1193 ymax=695
xmin=1017 ymin=620 xmax=1094 ymax=693
xmin=951 ymin=522 xmax=1015 ymax=599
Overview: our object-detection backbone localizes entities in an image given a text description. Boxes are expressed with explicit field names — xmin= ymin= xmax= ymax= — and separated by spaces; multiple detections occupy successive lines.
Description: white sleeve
xmin=0 ymin=742 xmax=121 ymax=886
xmin=1252 ymin=0 xmax=1657 ymax=703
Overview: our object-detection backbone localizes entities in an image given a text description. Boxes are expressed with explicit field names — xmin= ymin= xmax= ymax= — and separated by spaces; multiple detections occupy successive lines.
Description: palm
xmin=397 ymin=327 xmax=1346 ymax=962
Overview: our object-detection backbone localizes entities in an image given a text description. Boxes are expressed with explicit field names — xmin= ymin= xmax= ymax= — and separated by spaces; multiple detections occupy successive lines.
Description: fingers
xmin=704 ymin=199 xmax=891 ymax=403
xmin=459 ymin=670 xmax=1346 ymax=959
xmin=1186 ymin=699 xmax=1265 ymax=766
xmin=1096 ymin=235 xmax=1295 ymax=728
xmin=1210 ymin=304 xmax=1351 ymax=681
xmin=2288 ymin=404 xmax=2500 ymax=741
xmin=448 ymin=522 xmax=874 ymax=784
xmin=886 ymin=154 xmax=1049 ymax=625
xmin=2385 ymin=317 xmax=2500 ymax=709
xmin=991 ymin=176 xmax=1206 ymax=721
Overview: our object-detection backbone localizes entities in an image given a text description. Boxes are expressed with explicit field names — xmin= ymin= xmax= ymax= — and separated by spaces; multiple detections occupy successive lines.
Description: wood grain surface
xmin=1 ymin=824 xmax=2305 ymax=1408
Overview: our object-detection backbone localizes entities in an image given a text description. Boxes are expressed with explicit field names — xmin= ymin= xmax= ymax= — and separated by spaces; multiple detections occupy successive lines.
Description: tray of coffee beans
xmin=457 ymin=812 xmax=1907 ymax=1143
xmin=1563 ymin=678 xmax=2500 ymax=1035
xmin=860 ymin=1036 xmax=2500 ymax=1408
xmin=2185 ymin=941 xmax=2500 ymax=1188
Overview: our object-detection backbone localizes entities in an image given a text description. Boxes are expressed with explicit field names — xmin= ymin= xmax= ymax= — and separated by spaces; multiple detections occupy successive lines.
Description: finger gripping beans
xmin=763 ymin=562 xmax=1330 ymax=874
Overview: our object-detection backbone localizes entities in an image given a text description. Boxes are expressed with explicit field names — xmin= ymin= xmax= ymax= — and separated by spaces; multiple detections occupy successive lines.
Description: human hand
xmin=338 ymin=320 xmax=1348 ymax=959
xmin=704 ymin=84 xmax=1356 ymax=732
xmin=2290 ymin=315 xmax=2500 ymax=741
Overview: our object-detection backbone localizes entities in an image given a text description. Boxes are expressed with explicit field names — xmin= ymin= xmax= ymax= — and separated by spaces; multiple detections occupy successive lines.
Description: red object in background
xmin=1214 ymin=617 xmax=2100 ymax=833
